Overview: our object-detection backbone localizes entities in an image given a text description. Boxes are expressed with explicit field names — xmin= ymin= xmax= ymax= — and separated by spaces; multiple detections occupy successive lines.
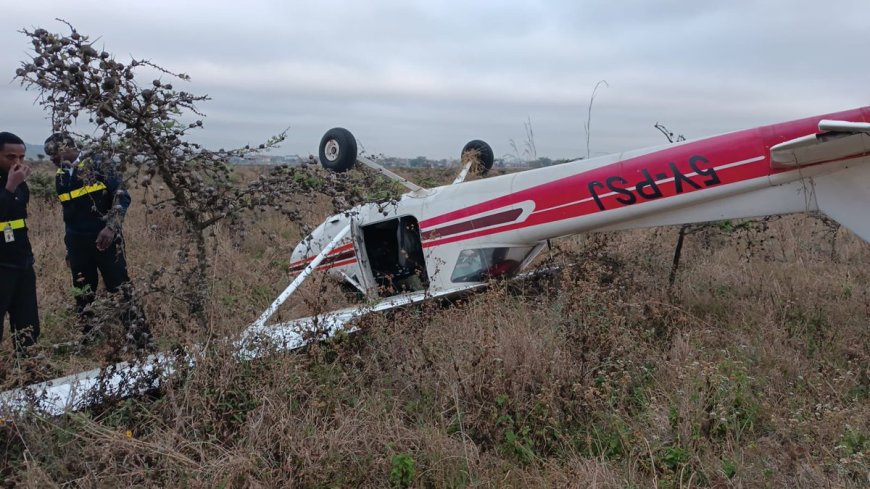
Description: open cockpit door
xmin=360 ymin=216 xmax=430 ymax=296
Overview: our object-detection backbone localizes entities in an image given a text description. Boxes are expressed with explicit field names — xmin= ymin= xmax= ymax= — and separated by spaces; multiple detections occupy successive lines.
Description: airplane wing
xmin=0 ymin=351 xmax=177 ymax=416
xmin=0 ymin=308 xmax=371 ymax=416
xmin=0 ymin=285 xmax=482 ymax=416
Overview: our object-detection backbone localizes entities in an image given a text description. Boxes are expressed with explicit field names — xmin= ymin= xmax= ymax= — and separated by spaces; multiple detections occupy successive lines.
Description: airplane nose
xmin=290 ymin=214 xmax=349 ymax=264
xmin=291 ymin=235 xmax=315 ymax=263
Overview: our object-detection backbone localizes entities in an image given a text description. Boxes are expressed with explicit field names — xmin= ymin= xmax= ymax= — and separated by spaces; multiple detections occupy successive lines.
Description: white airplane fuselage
xmin=291 ymin=106 xmax=870 ymax=297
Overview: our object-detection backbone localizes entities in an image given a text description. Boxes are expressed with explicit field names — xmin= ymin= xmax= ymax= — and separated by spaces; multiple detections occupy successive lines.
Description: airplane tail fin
xmin=813 ymin=162 xmax=870 ymax=242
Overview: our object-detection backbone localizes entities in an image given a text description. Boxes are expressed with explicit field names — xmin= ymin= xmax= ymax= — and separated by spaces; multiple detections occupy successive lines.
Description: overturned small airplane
xmin=4 ymin=106 xmax=870 ymax=415
xmin=280 ymin=107 xmax=870 ymax=305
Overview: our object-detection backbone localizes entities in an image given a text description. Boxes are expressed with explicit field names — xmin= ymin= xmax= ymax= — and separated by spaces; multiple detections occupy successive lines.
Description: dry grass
xmin=0 ymin=165 xmax=867 ymax=487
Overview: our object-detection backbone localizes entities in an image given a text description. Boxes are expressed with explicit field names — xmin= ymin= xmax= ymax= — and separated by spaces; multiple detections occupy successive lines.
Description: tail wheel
xmin=319 ymin=128 xmax=358 ymax=173
xmin=461 ymin=140 xmax=494 ymax=175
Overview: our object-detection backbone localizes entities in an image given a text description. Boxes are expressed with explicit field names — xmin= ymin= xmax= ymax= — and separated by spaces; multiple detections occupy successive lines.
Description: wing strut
xmin=356 ymin=156 xmax=427 ymax=194
xmin=452 ymin=159 xmax=475 ymax=184
xmin=250 ymin=224 xmax=352 ymax=329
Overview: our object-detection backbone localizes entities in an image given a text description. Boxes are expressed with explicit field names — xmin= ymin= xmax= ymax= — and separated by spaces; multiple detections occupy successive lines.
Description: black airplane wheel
xmin=461 ymin=139 xmax=494 ymax=175
xmin=319 ymin=128 xmax=358 ymax=173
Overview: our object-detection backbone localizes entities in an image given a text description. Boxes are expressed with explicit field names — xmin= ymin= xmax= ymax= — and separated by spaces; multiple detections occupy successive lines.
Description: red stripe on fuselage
xmin=419 ymin=128 xmax=762 ymax=231
xmin=317 ymin=257 xmax=357 ymax=271
xmin=420 ymin=154 xmax=768 ymax=248
xmin=419 ymin=107 xmax=870 ymax=234
xmin=420 ymin=208 xmax=524 ymax=241
xmin=293 ymin=107 xmax=870 ymax=263
xmin=417 ymin=107 xmax=870 ymax=248
xmin=288 ymin=242 xmax=355 ymax=271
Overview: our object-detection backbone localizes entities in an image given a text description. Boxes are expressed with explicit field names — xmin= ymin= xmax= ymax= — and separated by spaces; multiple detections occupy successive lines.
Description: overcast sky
xmin=1 ymin=1 xmax=869 ymax=160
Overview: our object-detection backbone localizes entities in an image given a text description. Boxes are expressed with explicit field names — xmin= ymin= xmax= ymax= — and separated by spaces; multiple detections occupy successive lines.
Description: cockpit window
xmin=450 ymin=246 xmax=534 ymax=283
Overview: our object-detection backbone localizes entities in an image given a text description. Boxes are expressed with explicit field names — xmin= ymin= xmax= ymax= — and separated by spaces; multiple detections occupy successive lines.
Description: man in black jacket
xmin=0 ymin=132 xmax=39 ymax=354
xmin=44 ymin=133 xmax=150 ymax=350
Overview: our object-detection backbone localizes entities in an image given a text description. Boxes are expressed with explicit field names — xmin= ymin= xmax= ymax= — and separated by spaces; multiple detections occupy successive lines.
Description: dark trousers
xmin=65 ymin=233 xmax=150 ymax=346
xmin=0 ymin=265 xmax=40 ymax=353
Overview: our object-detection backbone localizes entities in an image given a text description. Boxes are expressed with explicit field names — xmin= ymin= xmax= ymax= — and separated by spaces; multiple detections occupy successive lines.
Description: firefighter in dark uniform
xmin=44 ymin=133 xmax=151 ymax=349
xmin=0 ymin=132 xmax=39 ymax=354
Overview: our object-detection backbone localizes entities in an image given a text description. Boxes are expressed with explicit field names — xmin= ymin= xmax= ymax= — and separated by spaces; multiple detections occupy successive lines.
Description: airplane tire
xmin=461 ymin=139 xmax=494 ymax=174
xmin=319 ymin=127 xmax=358 ymax=173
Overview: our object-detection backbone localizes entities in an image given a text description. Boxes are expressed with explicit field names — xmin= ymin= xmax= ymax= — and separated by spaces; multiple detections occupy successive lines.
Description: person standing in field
xmin=44 ymin=132 xmax=151 ymax=350
xmin=0 ymin=132 xmax=39 ymax=355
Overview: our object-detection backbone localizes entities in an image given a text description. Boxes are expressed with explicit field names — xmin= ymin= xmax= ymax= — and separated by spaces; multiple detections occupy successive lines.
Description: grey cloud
xmin=1 ymin=1 xmax=868 ymax=159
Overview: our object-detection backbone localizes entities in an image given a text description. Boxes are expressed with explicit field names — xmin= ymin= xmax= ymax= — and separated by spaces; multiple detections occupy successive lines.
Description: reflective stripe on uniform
xmin=56 ymin=161 xmax=86 ymax=175
xmin=0 ymin=219 xmax=26 ymax=230
xmin=58 ymin=182 xmax=108 ymax=202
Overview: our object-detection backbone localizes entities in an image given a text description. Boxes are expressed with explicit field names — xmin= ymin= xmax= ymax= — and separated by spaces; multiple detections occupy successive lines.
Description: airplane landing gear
xmin=461 ymin=139 xmax=494 ymax=175
xmin=319 ymin=127 xmax=358 ymax=173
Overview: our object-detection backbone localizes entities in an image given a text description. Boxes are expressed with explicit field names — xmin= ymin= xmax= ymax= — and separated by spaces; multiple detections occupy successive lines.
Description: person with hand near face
xmin=0 ymin=132 xmax=39 ymax=355
xmin=44 ymin=132 xmax=151 ymax=350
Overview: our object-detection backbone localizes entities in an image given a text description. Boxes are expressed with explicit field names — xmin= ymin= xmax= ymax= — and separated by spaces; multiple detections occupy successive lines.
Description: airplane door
xmin=360 ymin=215 xmax=430 ymax=296
xmin=349 ymin=219 xmax=378 ymax=297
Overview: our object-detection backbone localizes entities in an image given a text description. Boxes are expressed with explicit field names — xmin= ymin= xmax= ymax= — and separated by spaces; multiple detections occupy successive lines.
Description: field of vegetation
xmin=0 ymin=162 xmax=866 ymax=488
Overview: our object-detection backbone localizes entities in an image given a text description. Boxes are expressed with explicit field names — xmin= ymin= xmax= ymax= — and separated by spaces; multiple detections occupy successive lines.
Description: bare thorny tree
xmin=15 ymin=21 xmax=394 ymax=334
